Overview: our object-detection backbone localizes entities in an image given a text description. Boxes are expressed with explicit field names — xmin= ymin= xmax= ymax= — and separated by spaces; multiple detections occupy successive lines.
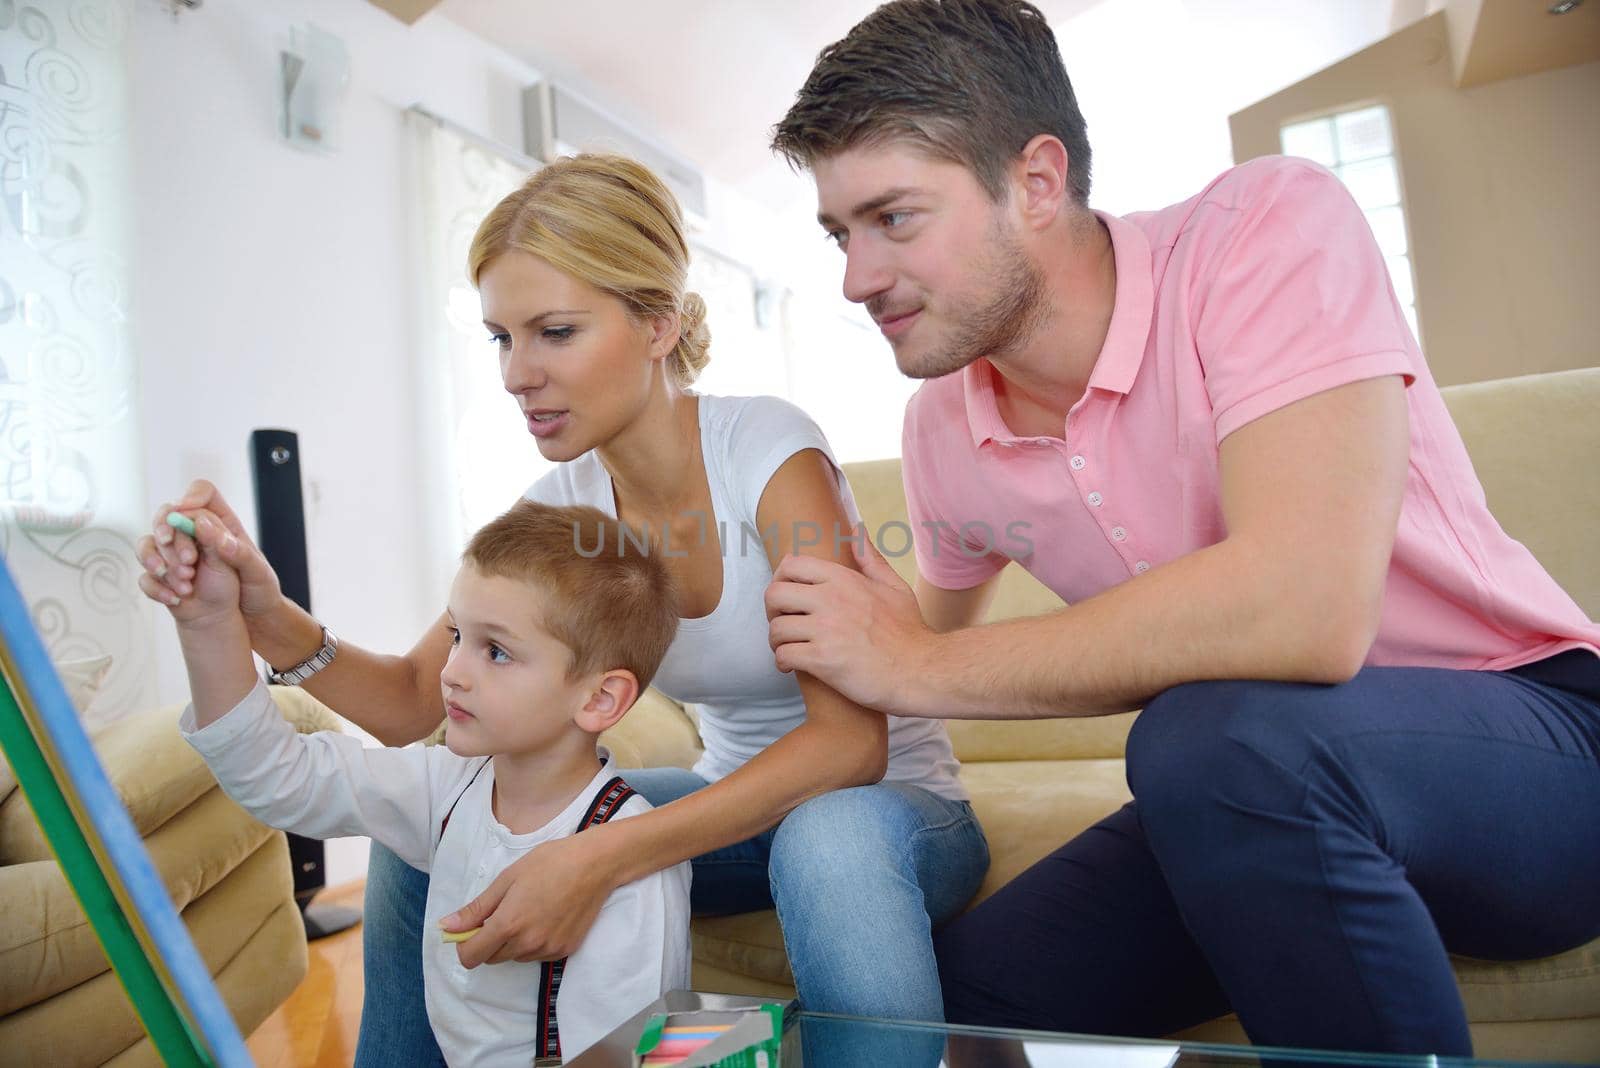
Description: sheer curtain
xmin=781 ymin=289 xmax=914 ymax=464
xmin=0 ymin=0 xmax=154 ymax=726
xmin=408 ymin=110 xmax=543 ymax=605
xmin=684 ymin=247 xmax=788 ymax=402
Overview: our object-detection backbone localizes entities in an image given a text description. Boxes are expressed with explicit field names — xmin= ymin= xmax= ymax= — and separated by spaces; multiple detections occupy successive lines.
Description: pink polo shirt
xmin=901 ymin=156 xmax=1599 ymax=671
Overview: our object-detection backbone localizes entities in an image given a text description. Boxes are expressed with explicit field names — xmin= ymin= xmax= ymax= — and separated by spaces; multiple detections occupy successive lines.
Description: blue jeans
xmin=354 ymin=773 xmax=988 ymax=1067
xmin=936 ymin=651 xmax=1600 ymax=1056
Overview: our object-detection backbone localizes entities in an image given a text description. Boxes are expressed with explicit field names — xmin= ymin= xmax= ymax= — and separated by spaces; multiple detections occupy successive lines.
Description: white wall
xmin=128 ymin=0 xmax=553 ymax=883
xmin=1057 ymin=0 xmax=1394 ymax=216
xmin=130 ymin=0 xmax=546 ymax=706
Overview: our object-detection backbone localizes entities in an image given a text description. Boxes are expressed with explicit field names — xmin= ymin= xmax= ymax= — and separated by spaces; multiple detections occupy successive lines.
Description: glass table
xmin=568 ymin=991 xmax=1589 ymax=1068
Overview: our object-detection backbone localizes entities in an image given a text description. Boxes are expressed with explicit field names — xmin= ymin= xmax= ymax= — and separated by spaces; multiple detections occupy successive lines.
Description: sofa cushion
xmin=1440 ymin=367 xmax=1600 ymax=620
xmin=694 ymin=911 xmax=793 ymax=988
xmin=1 ymin=837 xmax=304 ymax=1068
xmin=960 ymin=758 xmax=1134 ymax=902
xmin=602 ymin=687 xmax=704 ymax=771
xmin=1170 ymin=937 xmax=1600 ymax=1055
xmin=945 ymin=712 xmax=1139 ymax=764
xmin=0 ymin=786 xmax=274 ymax=1015
xmin=1454 ymin=937 xmax=1600 ymax=1024
xmin=0 ymin=859 xmax=93 ymax=1016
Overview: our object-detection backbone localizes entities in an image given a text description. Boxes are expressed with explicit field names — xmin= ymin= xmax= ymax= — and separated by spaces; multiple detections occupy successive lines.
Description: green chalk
xmin=165 ymin=512 xmax=196 ymax=537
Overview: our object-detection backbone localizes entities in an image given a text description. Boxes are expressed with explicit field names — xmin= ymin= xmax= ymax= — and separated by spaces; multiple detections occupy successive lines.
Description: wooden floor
xmin=246 ymin=880 xmax=367 ymax=1068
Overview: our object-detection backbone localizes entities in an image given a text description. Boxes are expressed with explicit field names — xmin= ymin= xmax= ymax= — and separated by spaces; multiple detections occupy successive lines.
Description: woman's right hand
xmin=136 ymin=480 xmax=285 ymax=623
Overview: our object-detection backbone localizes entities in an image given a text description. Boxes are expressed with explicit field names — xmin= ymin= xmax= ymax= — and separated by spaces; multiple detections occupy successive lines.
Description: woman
xmin=138 ymin=154 xmax=987 ymax=1065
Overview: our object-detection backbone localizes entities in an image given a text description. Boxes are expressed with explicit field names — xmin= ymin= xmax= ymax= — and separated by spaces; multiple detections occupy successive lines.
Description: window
xmin=1280 ymin=105 xmax=1420 ymax=345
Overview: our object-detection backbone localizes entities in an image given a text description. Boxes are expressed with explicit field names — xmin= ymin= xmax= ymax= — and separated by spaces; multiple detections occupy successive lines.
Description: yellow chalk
xmin=439 ymin=925 xmax=482 ymax=944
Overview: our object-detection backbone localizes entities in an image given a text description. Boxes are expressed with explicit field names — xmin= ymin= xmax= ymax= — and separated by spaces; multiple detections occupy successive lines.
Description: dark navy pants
xmin=935 ymin=651 xmax=1600 ymax=1056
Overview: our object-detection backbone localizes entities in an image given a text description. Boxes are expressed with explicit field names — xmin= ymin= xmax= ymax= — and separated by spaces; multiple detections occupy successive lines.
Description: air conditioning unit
xmin=522 ymin=81 xmax=709 ymax=229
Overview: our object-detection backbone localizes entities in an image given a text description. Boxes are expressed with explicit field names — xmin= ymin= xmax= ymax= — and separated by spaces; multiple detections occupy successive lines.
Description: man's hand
xmin=765 ymin=534 xmax=938 ymax=716
xmin=440 ymin=833 xmax=615 ymax=967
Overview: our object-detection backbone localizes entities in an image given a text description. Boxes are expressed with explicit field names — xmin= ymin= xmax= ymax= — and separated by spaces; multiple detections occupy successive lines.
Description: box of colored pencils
xmin=632 ymin=1003 xmax=784 ymax=1067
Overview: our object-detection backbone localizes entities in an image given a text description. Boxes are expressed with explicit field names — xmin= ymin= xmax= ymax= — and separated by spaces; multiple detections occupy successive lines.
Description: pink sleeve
xmin=901 ymin=394 xmax=1007 ymax=591
xmin=1194 ymin=160 xmax=1418 ymax=443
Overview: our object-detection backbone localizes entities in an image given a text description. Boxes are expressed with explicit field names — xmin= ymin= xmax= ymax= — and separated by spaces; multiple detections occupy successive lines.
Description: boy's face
xmin=813 ymin=141 xmax=1046 ymax=380
xmin=439 ymin=564 xmax=596 ymax=758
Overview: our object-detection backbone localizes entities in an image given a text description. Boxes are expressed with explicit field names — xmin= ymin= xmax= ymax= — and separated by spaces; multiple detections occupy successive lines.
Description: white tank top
xmin=527 ymin=393 xmax=967 ymax=802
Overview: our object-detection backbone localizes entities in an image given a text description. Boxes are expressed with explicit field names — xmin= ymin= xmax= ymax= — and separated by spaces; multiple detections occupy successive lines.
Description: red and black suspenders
xmin=534 ymin=776 xmax=636 ymax=1064
xmin=437 ymin=763 xmax=637 ymax=1067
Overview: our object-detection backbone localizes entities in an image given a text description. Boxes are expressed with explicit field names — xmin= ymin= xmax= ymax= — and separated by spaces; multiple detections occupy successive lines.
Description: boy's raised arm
xmin=155 ymin=507 xmax=442 ymax=870
xmin=163 ymin=508 xmax=263 ymax=728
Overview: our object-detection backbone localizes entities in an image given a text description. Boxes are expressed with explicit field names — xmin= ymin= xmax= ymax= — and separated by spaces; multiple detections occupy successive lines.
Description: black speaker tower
xmin=249 ymin=429 xmax=361 ymax=941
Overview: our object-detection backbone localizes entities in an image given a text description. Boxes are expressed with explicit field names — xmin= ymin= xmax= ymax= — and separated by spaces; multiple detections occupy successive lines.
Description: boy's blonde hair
xmin=467 ymin=153 xmax=711 ymax=388
xmin=463 ymin=501 xmax=678 ymax=688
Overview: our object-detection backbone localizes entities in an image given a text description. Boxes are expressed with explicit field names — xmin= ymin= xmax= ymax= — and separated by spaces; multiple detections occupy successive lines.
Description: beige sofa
xmin=0 ymin=686 xmax=337 ymax=1066
xmin=603 ymin=367 xmax=1600 ymax=1062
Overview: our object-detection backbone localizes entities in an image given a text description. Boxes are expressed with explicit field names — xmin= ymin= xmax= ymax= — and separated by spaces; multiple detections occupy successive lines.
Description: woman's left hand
xmin=441 ymin=833 xmax=614 ymax=967
xmin=765 ymin=535 xmax=937 ymax=717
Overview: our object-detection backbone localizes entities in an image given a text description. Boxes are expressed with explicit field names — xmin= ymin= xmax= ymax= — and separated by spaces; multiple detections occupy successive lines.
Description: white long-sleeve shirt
xmin=181 ymin=680 xmax=691 ymax=1065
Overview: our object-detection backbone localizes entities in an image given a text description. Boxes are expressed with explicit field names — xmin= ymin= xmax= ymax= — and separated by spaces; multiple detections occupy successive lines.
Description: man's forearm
xmin=917 ymin=537 xmax=1374 ymax=720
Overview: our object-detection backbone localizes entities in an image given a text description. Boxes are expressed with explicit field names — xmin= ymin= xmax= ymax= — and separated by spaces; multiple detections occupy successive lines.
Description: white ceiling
xmin=434 ymin=0 xmax=1400 ymax=224
xmin=435 ymin=0 xmax=1112 ymax=212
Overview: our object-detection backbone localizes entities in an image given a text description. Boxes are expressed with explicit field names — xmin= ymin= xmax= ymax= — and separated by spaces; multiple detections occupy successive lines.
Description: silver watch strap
xmin=267 ymin=625 xmax=339 ymax=686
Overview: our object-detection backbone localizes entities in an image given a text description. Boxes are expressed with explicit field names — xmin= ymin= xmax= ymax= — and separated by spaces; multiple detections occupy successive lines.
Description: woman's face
xmin=478 ymin=249 xmax=674 ymax=462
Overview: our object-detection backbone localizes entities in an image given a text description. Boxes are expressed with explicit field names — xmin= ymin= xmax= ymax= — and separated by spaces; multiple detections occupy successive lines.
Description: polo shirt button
xmin=1070 ymin=455 xmax=1086 ymax=470
xmin=1087 ymin=492 xmax=1103 ymax=507
xmin=1111 ymin=526 xmax=1127 ymax=541
xmin=1135 ymin=561 xmax=1150 ymax=573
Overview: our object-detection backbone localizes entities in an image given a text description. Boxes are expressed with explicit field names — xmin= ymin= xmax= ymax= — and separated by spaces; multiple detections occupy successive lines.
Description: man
xmin=764 ymin=0 xmax=1600 ymax=1055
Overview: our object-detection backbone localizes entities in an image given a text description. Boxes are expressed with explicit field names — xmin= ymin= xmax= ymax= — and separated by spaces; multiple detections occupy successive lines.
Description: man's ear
xmin=1011 ymin=133 xmax=1072 ymax=231
xmin=575 ymin=669 xmax=641 ymax=734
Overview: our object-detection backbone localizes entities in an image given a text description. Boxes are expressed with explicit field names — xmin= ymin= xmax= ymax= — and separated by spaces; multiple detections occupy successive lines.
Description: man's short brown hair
xmin=771 ymin=0 xmax=1093 ymax=206
xmin=463 ymin=501 xmax=678 ymax=688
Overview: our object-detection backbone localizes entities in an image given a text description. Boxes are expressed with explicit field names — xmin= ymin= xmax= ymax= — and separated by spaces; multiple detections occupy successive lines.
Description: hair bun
xmin=671 ymin=291 xmax=711 ymax=386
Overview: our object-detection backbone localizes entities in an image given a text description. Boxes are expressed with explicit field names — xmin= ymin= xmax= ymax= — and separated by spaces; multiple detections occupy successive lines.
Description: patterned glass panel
xmin=0 ymin=0 xmax=155 ymax=727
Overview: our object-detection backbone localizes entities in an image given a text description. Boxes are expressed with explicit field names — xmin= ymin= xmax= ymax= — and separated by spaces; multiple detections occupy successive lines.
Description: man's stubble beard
xmin=902 ymin=221 xmax=1051 ymax=380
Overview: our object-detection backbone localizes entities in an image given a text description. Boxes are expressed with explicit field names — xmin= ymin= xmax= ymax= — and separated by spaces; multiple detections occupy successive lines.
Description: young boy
xmin=166 ymin=499 xmax=691 ymax=1065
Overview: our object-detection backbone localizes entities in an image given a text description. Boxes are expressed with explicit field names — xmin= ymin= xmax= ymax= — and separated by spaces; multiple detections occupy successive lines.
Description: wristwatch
xmin=267 ymin=625 xmax=339 ymax=686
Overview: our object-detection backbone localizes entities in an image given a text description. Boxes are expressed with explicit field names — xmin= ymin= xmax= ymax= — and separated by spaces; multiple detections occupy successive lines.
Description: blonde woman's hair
xmin=468 ymin=154 xmax=711 ymax=388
